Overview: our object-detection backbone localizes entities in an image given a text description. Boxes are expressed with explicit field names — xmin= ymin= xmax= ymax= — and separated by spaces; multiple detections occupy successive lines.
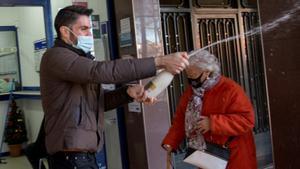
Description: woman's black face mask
xmin=188 ymin=72 xmax=205 ymax=88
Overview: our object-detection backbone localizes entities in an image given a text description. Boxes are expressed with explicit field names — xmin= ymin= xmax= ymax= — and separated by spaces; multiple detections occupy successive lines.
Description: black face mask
xmin=188 ymin=73 xmax=205 ymax=88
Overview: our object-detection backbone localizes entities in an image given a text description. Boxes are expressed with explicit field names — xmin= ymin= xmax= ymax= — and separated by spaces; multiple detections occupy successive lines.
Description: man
xmin=35 ymin=5 xmax=188 ymax=169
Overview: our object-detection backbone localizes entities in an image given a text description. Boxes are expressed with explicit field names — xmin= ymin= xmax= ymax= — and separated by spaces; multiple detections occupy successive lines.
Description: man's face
xmin=70 ymin=15 xmax=92 ymax=36
xmin=61 ymin=15 xmax=92 ymax=44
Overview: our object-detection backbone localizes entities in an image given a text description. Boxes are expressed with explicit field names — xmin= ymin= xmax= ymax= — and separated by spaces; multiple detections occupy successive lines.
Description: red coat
xmin=162 ymin=76 xmax=257 ymax=169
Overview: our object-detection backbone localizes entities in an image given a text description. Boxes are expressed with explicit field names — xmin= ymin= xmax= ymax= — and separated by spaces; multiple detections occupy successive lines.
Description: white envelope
xmin=183 ymin=150 xmax=228 ymax=169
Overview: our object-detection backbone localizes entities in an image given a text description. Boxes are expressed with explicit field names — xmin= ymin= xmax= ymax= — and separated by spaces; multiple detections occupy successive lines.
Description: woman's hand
xmin=196 ymin=116 xmax=211 ymax=134
xmin=163 ymin=144 xmax=173 ymax=153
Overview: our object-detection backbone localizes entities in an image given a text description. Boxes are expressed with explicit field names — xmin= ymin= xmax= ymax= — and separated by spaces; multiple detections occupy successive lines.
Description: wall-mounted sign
xmin=128 ymin=101 xmax=142 ymax=113
xmin=120 ymin=17 xmax=132 ymax=47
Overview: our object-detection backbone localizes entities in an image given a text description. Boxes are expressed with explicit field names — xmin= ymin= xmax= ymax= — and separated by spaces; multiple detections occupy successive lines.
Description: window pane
xmin=0 ymin=7 xmax=45 ymax=89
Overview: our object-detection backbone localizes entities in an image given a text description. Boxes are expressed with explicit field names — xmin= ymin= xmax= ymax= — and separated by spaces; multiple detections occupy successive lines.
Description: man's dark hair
xmin=54 ymin=5 xmax=93 ymax=39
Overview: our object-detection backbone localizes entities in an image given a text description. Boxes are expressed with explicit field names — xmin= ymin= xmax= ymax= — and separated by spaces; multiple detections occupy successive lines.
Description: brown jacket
xmin=40 ymin=46 xmax=156 ymax=154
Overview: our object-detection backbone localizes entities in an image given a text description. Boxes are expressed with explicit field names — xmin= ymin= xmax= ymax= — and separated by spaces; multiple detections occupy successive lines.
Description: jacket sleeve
xmin=44 ymin=48 xmax=156 ymax=84
xmin=162 ymin=87 xmax=191 ymax=150
xmin=104 ymin=86 xmax=133 ymax=111
xmin=210 ymin=85 xmax=255 ymax=136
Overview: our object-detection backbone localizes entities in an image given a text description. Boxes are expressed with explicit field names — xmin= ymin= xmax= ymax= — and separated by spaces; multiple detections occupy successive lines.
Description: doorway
xmin=160 ymin=0 xmax=273 ymax=168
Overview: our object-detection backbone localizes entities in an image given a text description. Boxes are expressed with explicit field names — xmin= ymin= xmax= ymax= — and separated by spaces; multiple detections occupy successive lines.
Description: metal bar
xmin=160 ymin=8 xmax=192 ymax=13
xmin=199 ymin=20 xmax=207 ymax=48
xmin=229 ymin=20 xmax=240 ymax=84
xmin=183 ymin=14 xmax=191 ymax=52
xmin=223 ymin=19 xmax=229 ymax=77
xmin=237 ymin=1 xmax=251 ymax=96
xmin=192 ymin=8 xmax=257 ymax=14
xmin=251 ymin=12 xmax=266 ymax=132
xmin=227 ymin=18 xmax=234 ymax=79
xmin=244 ymin=12 xmax=260 ymax=132
xmin=215 ymin=19 xmax=221 ymax=58
xmin=250 ymin=13 xmax=262 ymax=132
xmin=231 ymin=19 xmax=236 ymax=79
xmin=208 ymin=20 xmax=214 ymax=54
xmin=177 ymin=15 xmax=187 ymax=94
xmin=253 ymin=12 xmax=269 ymax=131
xmin=173 ymin=14 xmax=183 ymax=111
xmin=254 ymin=12 xmax=268 ymax=131
xmin=217 ymin=19 xmax=225 ymax=74
xmin=195 ymin=0 xmax=232 ymax=8
xmin=174 ymin=14 xmax=180 ymax=52
xmin=177 ymin=15 xmax=185 ymax=95
xmin=210 ymin=19 xmax=218 ymax=55
xmin=166 ymin=14 xmax=173 ymax=54
xmin=205 ymin=19 xmax=212 ymax=53
xmin=161 ymin=13 xmax=167 ymax=54
xmin=167 ymin=14 xmax=176 ymax=115
xmin=160 ymin=0 xmax=185 ymax=8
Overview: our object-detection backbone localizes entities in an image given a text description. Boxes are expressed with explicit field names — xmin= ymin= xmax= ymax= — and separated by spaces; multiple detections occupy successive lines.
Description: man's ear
xmin=59 ymin=26 xmax=70 ymax=39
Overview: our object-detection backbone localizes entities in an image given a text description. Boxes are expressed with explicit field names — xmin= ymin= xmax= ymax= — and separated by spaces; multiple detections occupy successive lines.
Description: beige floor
xmin=0 ymin=156 xmax=32 ymax=169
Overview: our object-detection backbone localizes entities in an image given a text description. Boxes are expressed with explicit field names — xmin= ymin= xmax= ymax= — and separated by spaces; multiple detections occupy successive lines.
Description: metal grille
xmin=161 ymin=6 xmax=269 ymax=135
xmin=243 ymin=12 xmax=269 ymax=133
xmin=161 ymin=12 xmax=193 ymax=119
xmin=196 ymin=15 xmax=269 ymax=133
xmin=160 ymin=2 xmax=272 ymax=168
xmin=197 ymin=18 xmax=243 ymax=85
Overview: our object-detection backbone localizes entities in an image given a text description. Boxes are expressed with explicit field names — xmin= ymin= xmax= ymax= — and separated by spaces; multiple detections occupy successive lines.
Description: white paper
xmin=183 ymin=150 xmax=228 ymax=169
xmin=119 ymin=17 xmax=132 ymax=47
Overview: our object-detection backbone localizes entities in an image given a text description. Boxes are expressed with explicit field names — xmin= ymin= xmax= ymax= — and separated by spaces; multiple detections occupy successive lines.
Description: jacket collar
xmin=54 ymin=38 xmax=95 ymax=60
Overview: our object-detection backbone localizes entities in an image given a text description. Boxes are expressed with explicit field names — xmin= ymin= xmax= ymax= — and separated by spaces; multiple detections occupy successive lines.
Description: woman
xmin=162 ymin=50 xmax=257 ymax=169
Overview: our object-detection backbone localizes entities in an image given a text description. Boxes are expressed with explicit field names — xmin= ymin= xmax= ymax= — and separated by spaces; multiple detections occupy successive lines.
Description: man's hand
xmin=195 ymin=116 xmax=211 ymax=134
xmin=127 ymin=85 xmax=157 ymax=103
xmin=155 ymin=52 xmax=189 ymax=74
xmin=127 ymin=84 xmax=146 ymax=102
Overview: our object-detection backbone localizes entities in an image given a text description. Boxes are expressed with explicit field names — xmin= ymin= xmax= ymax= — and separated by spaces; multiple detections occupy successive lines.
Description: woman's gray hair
xmin=189 ymin=50 xmax=221 ymax=76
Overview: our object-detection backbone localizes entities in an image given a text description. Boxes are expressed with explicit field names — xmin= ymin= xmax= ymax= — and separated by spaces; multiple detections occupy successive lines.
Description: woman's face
xmin=185 ymin=65 xmax=210 ymax=82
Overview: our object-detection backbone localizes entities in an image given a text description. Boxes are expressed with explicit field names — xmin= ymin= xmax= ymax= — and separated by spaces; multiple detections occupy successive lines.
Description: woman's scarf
xmin=185 ymin=74 xmax=221 ymax=150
